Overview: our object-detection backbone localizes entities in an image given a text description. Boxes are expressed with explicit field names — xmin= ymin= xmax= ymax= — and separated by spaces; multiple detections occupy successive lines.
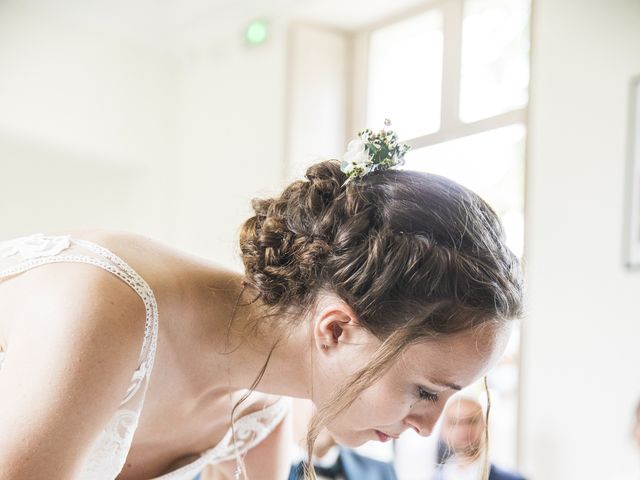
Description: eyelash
xmin=417 ymin=387 xmax=439 ymax=403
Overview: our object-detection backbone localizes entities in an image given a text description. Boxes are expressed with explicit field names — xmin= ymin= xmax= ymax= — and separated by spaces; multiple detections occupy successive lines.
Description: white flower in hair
xmin=341 ymin=139 xmax=371 ymax=176
xmin=340 ymin=119 xmax=410 ymax=184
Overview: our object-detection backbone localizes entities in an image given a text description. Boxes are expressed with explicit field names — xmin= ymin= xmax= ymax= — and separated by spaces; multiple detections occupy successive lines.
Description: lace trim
xmin=0 ymin=234 xmax=160 ymax=480
xmin=152 ymin=398 xmax=290 ymax=479
xmin=0 ymin=238 xmax=159 ymax=404
xmin=74 ymin=239 xmax=160 ymax=396
xmin=0 ymin=233 xmax=71 ymax=259
xmin=78 ymin=409 xmax=140 ymax=480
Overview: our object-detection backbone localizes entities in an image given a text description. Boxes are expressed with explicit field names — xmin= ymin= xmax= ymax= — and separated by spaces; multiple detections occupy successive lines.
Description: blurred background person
xmin=614 ymin=398 xmax=640 ymax=480
xmin=433 ymin=397 xmax=525 ymax=480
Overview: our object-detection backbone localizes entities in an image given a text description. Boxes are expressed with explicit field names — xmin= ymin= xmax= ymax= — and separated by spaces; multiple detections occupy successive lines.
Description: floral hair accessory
xmin=340 ymin=119 xmax=411 ymax=185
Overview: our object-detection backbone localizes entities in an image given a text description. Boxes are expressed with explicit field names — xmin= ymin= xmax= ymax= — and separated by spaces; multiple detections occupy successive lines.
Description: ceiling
xmin=9 ymin=0 xmax=431 ymax=48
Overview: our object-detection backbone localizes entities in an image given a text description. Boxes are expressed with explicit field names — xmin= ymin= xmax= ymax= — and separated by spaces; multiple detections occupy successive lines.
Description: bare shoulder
xmin=68 ymin=228 xmax=168 ymax=250
xmin=1 ymin=258 xmax=147 ymax=349
xmin=66 ymin=229 xmax=227 ymax=291
xmin=68 ymin=229 xmax=204 ymax=266
xmin=0 ymin=263 xmax=147 ymax=477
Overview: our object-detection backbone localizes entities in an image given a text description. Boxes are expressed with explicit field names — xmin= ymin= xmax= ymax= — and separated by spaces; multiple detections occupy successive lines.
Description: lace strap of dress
xmin=0 ymin=234 xmax=159 ymax=405
xmin=74 ymin=239 xmax=159 ymax=383
xmin=152 ymin=397 xmax=290 ymax=479
xmin=0 ymin=234 xmax=160 ymax=479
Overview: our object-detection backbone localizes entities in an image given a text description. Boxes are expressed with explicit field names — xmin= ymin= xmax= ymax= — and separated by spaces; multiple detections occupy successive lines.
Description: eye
xmin=417 ymin=386 xmax=439 ymax=403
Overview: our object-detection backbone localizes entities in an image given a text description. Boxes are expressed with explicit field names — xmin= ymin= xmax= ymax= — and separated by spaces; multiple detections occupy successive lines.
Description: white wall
xmin=0 ymin=2 xmax=178 ymax=238
xmin=285 ymin=23 xmax=349 ymax=182
xmin=0 ymin=3 xmax=291 ymax=271
xmin=171 ymin=23 xmax=289 ymax=269
xmin=521 ymin=0 xmax=640 ymax=478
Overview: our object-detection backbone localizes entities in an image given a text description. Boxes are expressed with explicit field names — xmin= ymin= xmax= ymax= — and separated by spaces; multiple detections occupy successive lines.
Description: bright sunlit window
xmin=460 ymin=0 xmax=530 ymax=122
xmin=367 ymin=10 xmax=444 ymax=138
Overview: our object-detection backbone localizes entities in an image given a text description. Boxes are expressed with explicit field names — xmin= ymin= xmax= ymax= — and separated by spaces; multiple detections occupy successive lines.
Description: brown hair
xmin=238 ymin=160 xmax=523 ymax=479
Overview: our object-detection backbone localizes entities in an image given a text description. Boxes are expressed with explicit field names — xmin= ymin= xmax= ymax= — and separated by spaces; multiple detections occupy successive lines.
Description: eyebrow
xmin=431 ymin=379 xmax=463 ymax=391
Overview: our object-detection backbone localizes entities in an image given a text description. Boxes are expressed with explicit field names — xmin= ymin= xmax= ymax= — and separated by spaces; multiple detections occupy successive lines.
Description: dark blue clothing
xmin=289 ymin=448 xmax=397 ymax=480
xmin=489 ymin=464 xmax=526 ymax=480
xmin=432 ymin=463 xmax=525 ymax=480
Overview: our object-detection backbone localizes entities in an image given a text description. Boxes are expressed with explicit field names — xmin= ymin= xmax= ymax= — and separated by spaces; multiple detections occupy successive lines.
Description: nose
xmin=404 ymin=415 xmax=437 ymax=437
xmin=404 ymin=403 xmax=445 ymax=437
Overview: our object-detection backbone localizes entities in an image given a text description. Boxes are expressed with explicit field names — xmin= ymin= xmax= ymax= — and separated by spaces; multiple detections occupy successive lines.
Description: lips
xmin=375 ymin=430 xmax=399 ymax=442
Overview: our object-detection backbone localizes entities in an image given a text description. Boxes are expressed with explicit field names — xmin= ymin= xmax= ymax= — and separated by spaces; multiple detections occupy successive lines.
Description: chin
xmin=326 ymin=428 xmax=369 ymax=448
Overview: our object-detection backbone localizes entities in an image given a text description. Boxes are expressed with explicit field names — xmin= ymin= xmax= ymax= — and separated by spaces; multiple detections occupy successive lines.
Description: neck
xmin=199 ymin=272 xmax=314 ymax=399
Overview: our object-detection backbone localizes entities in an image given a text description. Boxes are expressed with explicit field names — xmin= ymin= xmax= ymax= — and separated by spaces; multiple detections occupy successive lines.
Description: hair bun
xmin=240 ymin=161 xmax=346 ymax=306
xmin=304 ymin=161 xmax=346 ymax=205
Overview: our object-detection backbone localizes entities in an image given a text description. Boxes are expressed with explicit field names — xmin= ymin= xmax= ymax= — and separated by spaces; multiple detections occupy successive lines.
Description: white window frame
xmin=349 ymin=0 xmax=528 ymax=149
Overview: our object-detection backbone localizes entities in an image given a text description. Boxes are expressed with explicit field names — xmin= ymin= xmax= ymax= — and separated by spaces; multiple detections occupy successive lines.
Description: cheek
xmin=333 ymin=382 xmax=411 ymax=431
xmin=357 ymin=379 xmax=413 ymax=424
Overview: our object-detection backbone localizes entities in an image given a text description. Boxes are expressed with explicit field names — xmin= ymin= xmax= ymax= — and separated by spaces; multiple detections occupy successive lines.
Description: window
xmin=367 ymin=10 xmax=444 ymax=138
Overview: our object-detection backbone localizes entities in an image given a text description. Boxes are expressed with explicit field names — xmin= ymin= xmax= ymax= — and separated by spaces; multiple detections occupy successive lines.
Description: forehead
xmin=398 ymin=323 xmax=510 ymax=390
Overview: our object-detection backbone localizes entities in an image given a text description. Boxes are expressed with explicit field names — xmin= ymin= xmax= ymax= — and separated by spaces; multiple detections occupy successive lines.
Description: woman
xmin=0 ymin=126 xmax=523 ymax=480
xmin=434 ymin=397 xmax=526 ymax=480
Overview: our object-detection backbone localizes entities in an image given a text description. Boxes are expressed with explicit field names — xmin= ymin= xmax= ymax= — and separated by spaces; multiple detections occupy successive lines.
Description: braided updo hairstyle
xmin=238 ymin=159 xmax=523 ymax=479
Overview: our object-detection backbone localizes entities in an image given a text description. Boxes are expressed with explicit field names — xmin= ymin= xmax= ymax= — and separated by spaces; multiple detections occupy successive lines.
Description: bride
xmin=0 ymin=126 xmax=523 ymax=480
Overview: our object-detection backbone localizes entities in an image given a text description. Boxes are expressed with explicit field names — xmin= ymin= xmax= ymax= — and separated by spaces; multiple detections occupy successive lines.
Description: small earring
xmin=321 ymin=344 xmax=329 ymax=350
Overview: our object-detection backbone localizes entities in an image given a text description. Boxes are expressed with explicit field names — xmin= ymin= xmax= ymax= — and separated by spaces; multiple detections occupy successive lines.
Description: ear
xmin=313 ymin=301 xmax=366 ymax=354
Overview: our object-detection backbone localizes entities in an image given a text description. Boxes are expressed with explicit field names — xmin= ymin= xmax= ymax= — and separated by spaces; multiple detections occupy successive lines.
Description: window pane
xmin=460 ymin=0 xmax=531 ymax=123
xmin=367 ymin=10 xmax=443 ymax=138
xmin=402 ymin=124 xmax=525 ymax=257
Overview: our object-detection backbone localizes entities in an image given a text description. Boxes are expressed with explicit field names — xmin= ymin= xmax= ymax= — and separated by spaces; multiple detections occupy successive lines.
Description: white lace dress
xmin=0 ymin=234 xmax=289 ymax=480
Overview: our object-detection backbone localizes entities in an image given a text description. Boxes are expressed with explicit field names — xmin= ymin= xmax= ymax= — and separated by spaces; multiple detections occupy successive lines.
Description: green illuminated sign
xmin=245 ymin=20 xmax=268 ymax=46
